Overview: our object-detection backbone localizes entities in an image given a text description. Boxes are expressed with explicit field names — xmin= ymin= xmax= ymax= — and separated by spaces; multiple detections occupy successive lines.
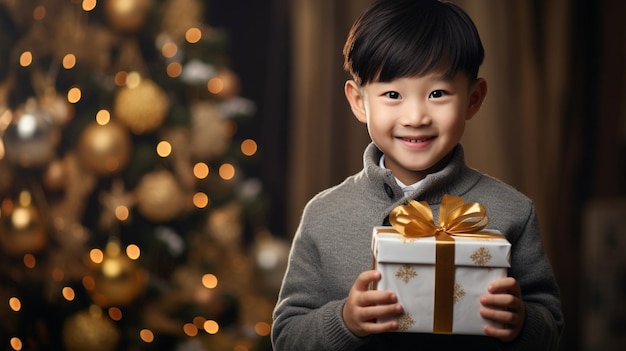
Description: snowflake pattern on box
xmin=395 ymin=264 xmax=417 ymax=283
xmin=453 ymin=283 xmax=466 ymax=304
xmin=396 ymin=311 xmax=416 ymax=332
xmin=470 ymin=247 xmax=492 ymax=266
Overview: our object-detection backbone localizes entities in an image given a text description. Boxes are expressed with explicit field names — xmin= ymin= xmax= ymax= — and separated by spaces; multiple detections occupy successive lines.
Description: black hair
xmin=343 ymin=0 xmax=484 ymax=85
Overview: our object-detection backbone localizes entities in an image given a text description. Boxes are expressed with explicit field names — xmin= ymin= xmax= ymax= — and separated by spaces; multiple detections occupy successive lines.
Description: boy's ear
xmin=466 ymin=78 xmax=488 ymax=120
xmin=344 ymin=80 xmax=367 ymax=124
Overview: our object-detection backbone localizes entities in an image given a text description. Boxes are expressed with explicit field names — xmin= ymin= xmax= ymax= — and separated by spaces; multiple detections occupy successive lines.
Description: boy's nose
xmin=401 ymin=104 xmax=431 ymax=126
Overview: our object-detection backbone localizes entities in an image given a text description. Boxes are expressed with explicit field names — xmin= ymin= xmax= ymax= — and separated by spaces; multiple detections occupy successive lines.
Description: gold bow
xmin=388 ymin=194 xmax=498 ymax=334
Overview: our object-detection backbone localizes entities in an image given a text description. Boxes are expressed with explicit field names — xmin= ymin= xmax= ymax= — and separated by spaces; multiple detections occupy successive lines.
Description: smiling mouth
xmin=401 ymin=136 xmax=434 ymax=143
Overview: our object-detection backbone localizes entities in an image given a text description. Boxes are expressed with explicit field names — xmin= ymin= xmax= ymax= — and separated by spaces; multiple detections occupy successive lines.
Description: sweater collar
xmin=362 ymin=142 xmax=481 ymax=205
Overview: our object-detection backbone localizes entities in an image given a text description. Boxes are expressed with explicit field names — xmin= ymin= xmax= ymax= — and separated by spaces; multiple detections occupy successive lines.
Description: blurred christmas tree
xmin=0 ymin=0 xmax=288 ymax=350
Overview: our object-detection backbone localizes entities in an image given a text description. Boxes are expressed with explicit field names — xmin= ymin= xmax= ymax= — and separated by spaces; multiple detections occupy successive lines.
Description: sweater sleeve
xmin=271 ymin=205 xmax=368 ymax=351
xmin=499 ymin=205 xmax=564 ymax=350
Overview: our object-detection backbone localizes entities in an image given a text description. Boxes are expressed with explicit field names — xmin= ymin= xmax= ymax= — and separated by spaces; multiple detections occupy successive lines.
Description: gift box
xmin=371 ymin=195 xmax=511 ymax=335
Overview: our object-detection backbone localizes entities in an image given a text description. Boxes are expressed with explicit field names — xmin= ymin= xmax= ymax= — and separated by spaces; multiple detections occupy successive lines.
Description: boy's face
xmin=345 ymin=72 xmax=487 ymax=185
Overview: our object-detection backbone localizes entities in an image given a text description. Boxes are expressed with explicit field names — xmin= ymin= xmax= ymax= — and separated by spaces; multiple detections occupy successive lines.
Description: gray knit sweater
xmin=272 ymin=143 xmax=564 ymax=350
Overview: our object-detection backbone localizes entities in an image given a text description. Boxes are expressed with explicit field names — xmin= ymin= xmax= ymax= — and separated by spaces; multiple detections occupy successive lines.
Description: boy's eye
xmin=429 ymin=90 xmax=445 ymax=98
xmin=384 ymin=91 xmax=401 ymax=99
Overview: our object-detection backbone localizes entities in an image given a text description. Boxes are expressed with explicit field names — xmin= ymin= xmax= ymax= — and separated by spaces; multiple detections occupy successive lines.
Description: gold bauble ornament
xmin=3 ymin=99 xmax=60 ymax=168
xmin=62 ymin=308 xmax=120 ymax=351
xmin=113 ymin=78 xmax=169 ymax=135
xmin=0 ymin=191 xmax=46 ymax=256
xmin=78 ymin=121 xmax=132 ymax=177
xmin=135 ymin=169 xmax=186 ymax=222
xmin=104 ymin=0 xmax=152 ymax=33
xmin=189 ymin=101 xmax=231 ymax=160
xmin=88 ymin=241 xmax=148 ymax=307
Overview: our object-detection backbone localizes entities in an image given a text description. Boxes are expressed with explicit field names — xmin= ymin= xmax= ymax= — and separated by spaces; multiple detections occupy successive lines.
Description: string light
xmin=139 ymin=329 xmax=155 ymax=343
xmin=108 ymin=307 xmax=122 ymax=321
xmin=166 ymin=62 xmax=182 ymax=78
xmin=201 ymin=273 xmax=218 ymax=288
xmin=203 ymin=320 xmax=219 ymax=334
xmin=82 ymin=0 xmax=97 ymax=12
xmin=95 ymin=109 xmax=111 ymax=125
xmin=67 ymin=87 xmax=82 ymax=104
xmin=23 ymin=254 xmax=36 ymax=269
xmin=183 ymin=323 xmax=198 ymax=336
xmin=156 ymin=141 xmax=172 ymax=157
xmin=9 ymin=337 xmax=22 ymax=351
xmin=193 ymin=162 xmax=209 ymax=179
xmin=19 ymin=51 xmax=32 ymax=67
xmin=241 ymin=139 xmax=257 ymax=156
xmin=185 ymin=28 xmax=202 ymax=43
xmin=192 ymin=192 xmax=209 ymax=208
xmin=62 ymin=54 xmax=76 ymax=69
xmin=62 ymin=287 xmax=75 ymax=301
xmin=8 ymin=297 xmax=21 ymax=311
xmin=126 ymin=244 xmax=140 ymax=260
xmin=89 ymin=248 xmax=104 ymax=264
xmin=218 ymin=163 xmax=235 ymax=180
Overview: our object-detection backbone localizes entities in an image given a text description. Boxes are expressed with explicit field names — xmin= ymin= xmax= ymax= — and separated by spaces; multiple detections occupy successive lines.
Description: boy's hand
xmin=480 ymin=277 xmax=525 ymax=342
xmin=342 ymin=270 xmax=403 ymax=337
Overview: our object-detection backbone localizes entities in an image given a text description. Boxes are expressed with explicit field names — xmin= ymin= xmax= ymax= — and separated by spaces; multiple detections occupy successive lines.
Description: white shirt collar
xmin=379 ymin=154 xmax=423 ymax=197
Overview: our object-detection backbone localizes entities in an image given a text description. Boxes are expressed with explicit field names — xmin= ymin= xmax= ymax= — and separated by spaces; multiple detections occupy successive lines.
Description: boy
xmin=271 ymin=0 xmax=564 ymax=350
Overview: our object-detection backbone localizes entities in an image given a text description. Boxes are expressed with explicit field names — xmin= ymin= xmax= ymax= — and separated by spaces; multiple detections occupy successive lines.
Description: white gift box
xmin=371 ymin=226 xmax=511 ymax=335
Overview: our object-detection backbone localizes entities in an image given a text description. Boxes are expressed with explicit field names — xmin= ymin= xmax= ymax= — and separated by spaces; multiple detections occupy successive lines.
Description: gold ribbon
xmin=389 ymin=194 xmax=499 ymax=334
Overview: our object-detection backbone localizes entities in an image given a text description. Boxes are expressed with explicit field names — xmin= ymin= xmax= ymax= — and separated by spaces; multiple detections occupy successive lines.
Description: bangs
xmin=344 ymin=1 xmax=484 ymax=85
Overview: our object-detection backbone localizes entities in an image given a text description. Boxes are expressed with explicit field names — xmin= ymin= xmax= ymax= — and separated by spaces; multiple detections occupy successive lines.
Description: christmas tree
xmin=0 ymin=1 xmax=288 ymax=350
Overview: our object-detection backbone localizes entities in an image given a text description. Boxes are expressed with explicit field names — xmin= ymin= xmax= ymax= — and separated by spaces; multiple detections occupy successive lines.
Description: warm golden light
xmin=115 ymin=71 xmax=127 ymax=86
xmin=19 ymin=51 xmax=32 ymax=67
xmin=234 ymin=345 xmax=249 ymax=351
xmin=126 ymin=244 xmax=140 ymax=260
xmin=82 ymin=0 xmax=97 ymax=11
xmin=161 ymin=42 xmax=178 ymax=58
xmin=126 ymin=72 xmax=141 ymax=88
xmin=9 ymin=297 xmax=21 ymax=312
xmin=33 ymin=5 xmax=46 ymax=20
xmin=67 ymin=87 xmax=82 ymax=104
xmin=193 ymin=162 xmax=209 ymax=179
xmin=193 ymin=316 xmax=206 ymax=328
xmin=90 ymin=248 xmax=104 ymax=264
xmin=218 ymin=163 xmax=235 ymax=180
xmin=95 ymin=110 xmax=111 ymax=125
xmin=166 ymin=62 xmax=183 ymax=78
xmin=207 ymin=77 xmax=224 ymax=94
xmin=201 ymin=273 xmax=218 ymax=289
xmin=62 ymin=287 xmax=75 ymax=301
xmin=139 ymin=329 xmax=155 ymax=343
xmin=82 ymin=275 xmax=95 ymax=290
xmin=203 ymin=320 xmax=219 ymax=334
xmin=241 ymin=139 xmax=257 ymax=156
xmin=185 ymin=27 xmax=202 ymax=43
xmin=156 ymin=141 xmax=172 ymax=157
xmin=115 ymin=205 xmax=129 ymax=221
xmin=192 ymin=192 xmax=209 ymax=209
xmin=23 ymin=254 xmax=36 ymax=269
xmin=183 ymin=323 xmax=198 ymax=336
xmin=62 ymin=54 xmax=76 ymax=69
xmin=9 ymin=337 xmax=22 ymax=351
xmin=254 ymin=322 xmax=271 ymax=336
xmin=108 ymin=307 xmax=123 ymax=321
